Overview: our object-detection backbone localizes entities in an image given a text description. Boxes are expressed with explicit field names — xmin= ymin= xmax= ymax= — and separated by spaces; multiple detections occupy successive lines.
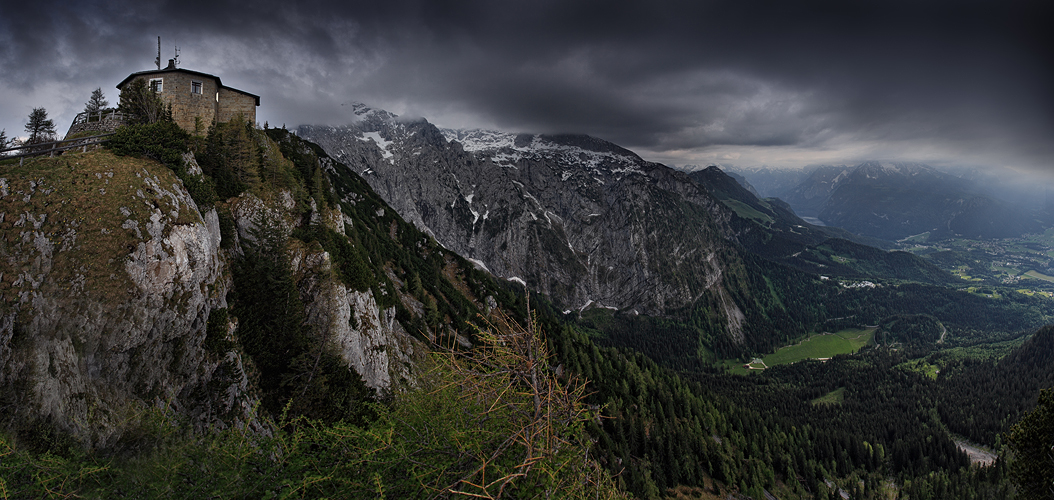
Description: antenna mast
xmin=155 ymin=36 xmax=161 ymax=70
xmin=173 ymin=45 xmax=180 ymax=68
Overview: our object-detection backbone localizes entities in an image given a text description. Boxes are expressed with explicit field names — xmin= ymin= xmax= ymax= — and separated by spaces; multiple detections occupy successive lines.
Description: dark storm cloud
xmin=2 ymin=0 xmax=1051 ymax=172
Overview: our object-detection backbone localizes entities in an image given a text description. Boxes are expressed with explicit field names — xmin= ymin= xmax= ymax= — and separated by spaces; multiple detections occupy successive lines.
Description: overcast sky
xmin=2 ymin=0 xmax=1051 ymax=174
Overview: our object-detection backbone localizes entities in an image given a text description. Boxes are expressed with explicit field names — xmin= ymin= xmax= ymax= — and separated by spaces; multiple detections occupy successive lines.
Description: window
xmin=149 ymin=78 xmax=163 ymax=93
xmin=191 ymin=81 xmax=202 ymax=95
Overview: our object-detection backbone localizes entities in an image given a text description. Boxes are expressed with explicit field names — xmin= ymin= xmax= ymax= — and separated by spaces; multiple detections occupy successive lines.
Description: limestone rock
xmin=288 ymin=240 xmax=423 ymax=394
xmin=0 ymin=152 xmax=257 ymax=449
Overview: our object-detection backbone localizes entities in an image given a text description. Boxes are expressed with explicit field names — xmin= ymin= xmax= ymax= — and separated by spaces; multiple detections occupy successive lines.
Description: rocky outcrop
xmin=0 ymin=151 xmax=257 ymax=449
xmin=227 ymin=184 xmax=424 ymax=395
xmin=289 ymin=242 xmax=421 ymax=394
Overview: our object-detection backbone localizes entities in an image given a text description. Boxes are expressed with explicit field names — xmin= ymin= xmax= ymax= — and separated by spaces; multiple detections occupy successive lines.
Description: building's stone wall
xmin=145 ymin=72 xmax=219 ymax=134
xmin=217 ymin=88 xmax=257 ymax=125
xmin=118 ymin=69 xmax=257 ymax=134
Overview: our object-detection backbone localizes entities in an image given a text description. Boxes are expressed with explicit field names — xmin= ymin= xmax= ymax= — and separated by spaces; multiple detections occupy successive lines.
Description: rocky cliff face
xmin=238 ymin=186 xmax=425 ymax=393
xmin=0 ymin=143 xmax=427 ymax=448
xmin=289 ymin=240 xmax=420 ymax=393
xmin=298 ymin=105 xmax=748 ymax=320
xmin=0 ymin=151 xmax=254 ymax=448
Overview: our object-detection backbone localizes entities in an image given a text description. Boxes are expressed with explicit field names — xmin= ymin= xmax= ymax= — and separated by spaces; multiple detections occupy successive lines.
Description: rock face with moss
xmin=0 ymin=150 xmax=253 ymax=448
xmin=289 ymin=240 xmax=420 ymax=392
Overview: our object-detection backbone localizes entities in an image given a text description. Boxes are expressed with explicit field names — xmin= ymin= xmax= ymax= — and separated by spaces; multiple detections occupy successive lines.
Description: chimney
xmin=166 ymin=59 xmax=176 ymax=70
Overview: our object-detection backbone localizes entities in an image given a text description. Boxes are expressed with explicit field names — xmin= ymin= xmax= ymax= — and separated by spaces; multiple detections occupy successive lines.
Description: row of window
xmin=148 ymin=78 xmax=204 ymax=95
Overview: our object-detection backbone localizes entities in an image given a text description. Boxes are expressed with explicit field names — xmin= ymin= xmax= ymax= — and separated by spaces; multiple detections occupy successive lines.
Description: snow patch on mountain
xmin=442 ymin=129 xmax=517 ymax=151
xmin=361 ymin=132 xmax=393 ymax=160
xmin=441 ymin=128 xmax=644 ymax=179
xmin=468 ymin=258 xmax=490 ymax=273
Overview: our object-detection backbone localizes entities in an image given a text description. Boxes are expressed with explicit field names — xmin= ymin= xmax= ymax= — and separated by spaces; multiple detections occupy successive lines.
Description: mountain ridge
xmin=762 ymin=161 xmax=1048 ymax=240
xmin=299 ymin=111 xmax=747 ymax=321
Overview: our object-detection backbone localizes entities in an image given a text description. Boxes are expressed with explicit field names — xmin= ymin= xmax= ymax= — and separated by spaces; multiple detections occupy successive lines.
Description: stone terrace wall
xmin=64 ymin=114 xmax=125 ymax=139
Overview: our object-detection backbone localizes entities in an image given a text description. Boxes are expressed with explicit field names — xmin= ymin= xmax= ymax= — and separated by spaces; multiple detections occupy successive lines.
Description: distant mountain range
xmin=730 ymin=161 xmax=1050 ymax=241
xmin=697 ymin=164 xmax=820 ymax=199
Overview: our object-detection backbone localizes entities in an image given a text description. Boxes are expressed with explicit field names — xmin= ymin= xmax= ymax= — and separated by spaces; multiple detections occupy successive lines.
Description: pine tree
xmin=0 ymin=128 xmax=7 ymax=151
xmin=1008 ymin=388 xmax=1054 ymax=500
xmin=118 ymin=79 xmax=170 ymax=125
xmin=24 ymin=107 xmax=56 ymax=145
xmin=84 ymin=87 xmax=109 ymax=115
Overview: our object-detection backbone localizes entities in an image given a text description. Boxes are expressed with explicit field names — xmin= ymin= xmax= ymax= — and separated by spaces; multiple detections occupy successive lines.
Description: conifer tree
xmin=118 ymin=79 xmax=170 ymax=125
xmin=84 ymin=87 xmax=109 ymax=115
xmin=0 ymin=128 xmax=7 ymax=152
xmin=1009 ymin=388 xmax=1054 ymax=500
xmin=24 ymin=107 xmax=56 ymax=145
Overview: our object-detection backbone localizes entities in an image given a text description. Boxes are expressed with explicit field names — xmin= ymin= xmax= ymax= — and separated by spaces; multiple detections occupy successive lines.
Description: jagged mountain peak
xmin=343 ymin=102 xmax=399 ymax=124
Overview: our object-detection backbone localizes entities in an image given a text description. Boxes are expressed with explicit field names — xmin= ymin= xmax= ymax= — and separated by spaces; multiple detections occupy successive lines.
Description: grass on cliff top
xmin=0 ymin=149 xmax=194 ymax=306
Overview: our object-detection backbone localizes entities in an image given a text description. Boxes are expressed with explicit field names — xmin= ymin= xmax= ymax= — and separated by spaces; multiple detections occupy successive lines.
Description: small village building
xmin=116 ymin=60 xmax=260 ymax=134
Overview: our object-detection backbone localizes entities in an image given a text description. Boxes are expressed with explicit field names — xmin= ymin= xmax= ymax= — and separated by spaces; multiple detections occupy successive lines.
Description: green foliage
xmin=876 ymin=314 xmax=943 ymax=345
xmin=118 ymin=78 xmax=171 ymax=125
xmin=107 ymin=121 xmax=217 ymax=209
xmin=197 ymin=116 xmax=261 ymax=199
xmin=0 ymin=431 xmax=110 ymax=499
xmin=354 ymin=311 xmax=622 ymax=498
xmin=108 ymin=121 xmax=188 ymax=166
xmin=1009 ymin=387 xmax=1054 ymax=499
xmin=0 ymin=313 xmax=623 ymax=499
xmin=939 ymin=326 xmax=1054 ymax=445
xmin=291 ymin=224 xmax=373 ymax=292
xmin=265 ymin=127 xmax=337 ymax=208
xmin=203 ymin=308 xmax=233 ymax=355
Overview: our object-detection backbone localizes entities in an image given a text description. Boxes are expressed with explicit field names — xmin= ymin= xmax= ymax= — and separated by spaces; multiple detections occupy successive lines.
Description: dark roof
xmin=116 ymin=68 xmax=260 ymax=106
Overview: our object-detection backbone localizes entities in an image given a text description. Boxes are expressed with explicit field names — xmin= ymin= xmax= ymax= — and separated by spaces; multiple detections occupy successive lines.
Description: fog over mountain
xmin=2 ymin=0 xmax=1053 ymax=175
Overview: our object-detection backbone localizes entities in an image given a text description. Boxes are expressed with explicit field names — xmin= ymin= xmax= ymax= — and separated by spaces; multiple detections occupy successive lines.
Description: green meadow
xmin=1024 ymin=270 xmax=1054 ymax=283
xmin=725 ymin=328 xmax=876 ymax=374
xmin=811 ymin=387 xmax=846 ymax=405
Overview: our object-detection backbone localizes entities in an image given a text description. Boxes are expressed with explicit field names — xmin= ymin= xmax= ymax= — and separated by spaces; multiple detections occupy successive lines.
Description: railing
xmin=71 ymin=109 xmax=125 ymax=125
xmin=0 ymin=133 xmax=115 ymax=166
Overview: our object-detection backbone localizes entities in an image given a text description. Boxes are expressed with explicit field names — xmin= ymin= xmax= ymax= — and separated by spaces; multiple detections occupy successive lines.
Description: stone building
xmin=117 ymin=60 xmax=260 ymax=134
